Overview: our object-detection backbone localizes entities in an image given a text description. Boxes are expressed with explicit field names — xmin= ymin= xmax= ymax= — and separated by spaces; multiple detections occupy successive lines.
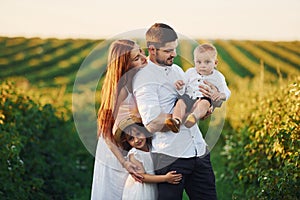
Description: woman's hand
xmin=165 ymin=171 xmax=182 ymax=184
xmin=122 ymin=160 xmax=144 ymax=183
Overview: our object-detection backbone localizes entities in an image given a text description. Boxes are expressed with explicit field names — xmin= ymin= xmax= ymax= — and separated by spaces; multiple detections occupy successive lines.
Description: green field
xmin=0 ymin=36 xmax=299 ymax=199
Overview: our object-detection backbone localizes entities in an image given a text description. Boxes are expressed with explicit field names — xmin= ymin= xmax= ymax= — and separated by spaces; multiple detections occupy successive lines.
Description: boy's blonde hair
xmin=193 ymin=43 xmax=218 ymax=59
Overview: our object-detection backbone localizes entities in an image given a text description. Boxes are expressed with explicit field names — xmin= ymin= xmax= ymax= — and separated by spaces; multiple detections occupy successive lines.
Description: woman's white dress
xmin=90 ymin=137 xmax=128 ymax=200
xmin=122 ymin=148 xmax=158 ymax=200
xmin=91 ymin=90 xmax=139 ymax=200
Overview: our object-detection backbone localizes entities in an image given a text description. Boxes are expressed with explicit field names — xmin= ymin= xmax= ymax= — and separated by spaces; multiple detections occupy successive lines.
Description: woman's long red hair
xmin=97 ymin=40 xmax=135 ymax=141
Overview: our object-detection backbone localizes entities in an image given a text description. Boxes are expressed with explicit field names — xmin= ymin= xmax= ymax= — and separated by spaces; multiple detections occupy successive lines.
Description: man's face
xmin=153 ymin=40 xmax=178 ymax=66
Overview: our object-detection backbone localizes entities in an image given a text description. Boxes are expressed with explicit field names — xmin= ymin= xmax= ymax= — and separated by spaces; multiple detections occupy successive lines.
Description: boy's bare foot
xmin=184 ymin=114 xmax=197 ymax=128
xmin=165 ymin=118 xmax=181 ymax=133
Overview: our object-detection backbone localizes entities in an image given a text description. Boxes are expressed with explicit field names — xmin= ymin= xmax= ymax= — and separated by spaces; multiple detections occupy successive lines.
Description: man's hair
xmin=146 ymin=23 xmax=178 ymax=48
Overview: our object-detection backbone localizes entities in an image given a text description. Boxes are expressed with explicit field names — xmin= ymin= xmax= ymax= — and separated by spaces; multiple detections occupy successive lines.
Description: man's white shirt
xmin=133 ymin=60 xmax=207 ymax=158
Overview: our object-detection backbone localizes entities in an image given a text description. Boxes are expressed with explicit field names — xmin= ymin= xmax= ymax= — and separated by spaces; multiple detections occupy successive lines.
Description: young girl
xmin=114 ymin=117 xmax=182 ymax=200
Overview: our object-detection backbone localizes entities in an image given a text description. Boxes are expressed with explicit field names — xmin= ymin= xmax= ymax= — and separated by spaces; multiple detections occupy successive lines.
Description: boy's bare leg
xmin=185 ymin=99 xmax=211 ymax=128
xmin=172 ymin=99 xmax=186 ymax=122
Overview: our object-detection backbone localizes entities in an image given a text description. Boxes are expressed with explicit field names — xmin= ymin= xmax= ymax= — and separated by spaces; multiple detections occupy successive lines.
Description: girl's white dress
xmin=122 ymin=148 xmax=158 ymax=200
xmin=91 ymin=90 xmax=139 ymax=200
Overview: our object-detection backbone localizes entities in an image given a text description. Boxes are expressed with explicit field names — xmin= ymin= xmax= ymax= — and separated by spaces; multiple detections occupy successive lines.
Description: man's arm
xmin=133 ymin=80 xmax=172 ymax=133
xmin=145 ymin=113 xmax=172 ymax=133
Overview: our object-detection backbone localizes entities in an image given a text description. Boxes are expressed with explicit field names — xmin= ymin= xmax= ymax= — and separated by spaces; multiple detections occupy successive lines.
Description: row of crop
xmin=215 ymin=40 xmax=277 ymax=82
xmin=276 ymin=41 xmax=300 ymax=57
xmin=26 ymin=43 xmax=95 ymax=81
xmin=1 ymin=36 xmax=300 ymax=91
xmin=252 ymin=41 xmax=300 ymax=69
xmin=231 ymin=40 xmax=299 ymax=77
xmin=0 ymin=37 xmax=28 ymax=51
xmin=0 ymin=40 xmax=70 ymax=70
xmin=0 ymin=38 xmax=46 ymax=58
xmin=1 ymin=41 xmax=96 ymax=81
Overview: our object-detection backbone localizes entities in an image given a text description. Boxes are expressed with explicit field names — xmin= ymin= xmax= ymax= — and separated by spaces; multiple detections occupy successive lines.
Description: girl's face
xmin=125 ymin=126 xmax=148 ymax=151
xmin=130 ymin=44 xmax=147 ymax=69
xmin=194 ymin=51 xmax=217 ymax=75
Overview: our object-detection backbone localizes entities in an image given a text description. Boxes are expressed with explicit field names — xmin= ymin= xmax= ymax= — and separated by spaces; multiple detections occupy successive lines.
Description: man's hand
xmin=211 ymin=92 xmax=226 ymax=102
xmin=199 ymin=80 xmax=218 ymax=98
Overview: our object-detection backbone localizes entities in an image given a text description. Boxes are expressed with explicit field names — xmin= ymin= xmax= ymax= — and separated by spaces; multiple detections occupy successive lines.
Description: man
xmin=133 ymin=23 xmax=218 ymax=200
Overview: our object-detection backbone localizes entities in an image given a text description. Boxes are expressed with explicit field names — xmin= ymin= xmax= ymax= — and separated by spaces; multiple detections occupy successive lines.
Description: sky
xmin=0 ymin=0 xmax=299 ymax=41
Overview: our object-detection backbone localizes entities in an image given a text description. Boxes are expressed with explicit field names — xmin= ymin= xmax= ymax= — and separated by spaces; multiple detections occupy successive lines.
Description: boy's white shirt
xmin=179 ymin=67 xmax=231 ymax=100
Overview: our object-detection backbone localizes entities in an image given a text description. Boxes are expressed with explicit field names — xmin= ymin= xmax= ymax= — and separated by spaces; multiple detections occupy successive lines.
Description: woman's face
xmin=130 ymin=44 xmax=147 ymax=68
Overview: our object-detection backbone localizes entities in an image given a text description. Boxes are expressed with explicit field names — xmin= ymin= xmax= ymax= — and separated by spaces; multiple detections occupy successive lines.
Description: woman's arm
xmin=105 ymin=138 xmax=144 ymax=182
xmin=113 ymin=87 xmax=128 ymax=118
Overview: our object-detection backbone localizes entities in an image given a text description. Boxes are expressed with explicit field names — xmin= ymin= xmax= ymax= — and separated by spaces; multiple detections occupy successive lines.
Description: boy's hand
xmin=174 ymin=80 xmax=185 ymax=90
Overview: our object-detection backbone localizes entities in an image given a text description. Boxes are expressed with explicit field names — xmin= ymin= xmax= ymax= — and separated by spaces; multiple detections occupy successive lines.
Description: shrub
xmin=223 ymin=77 xmax=300 ymax=199
xmin=0 ymin=81 xmax=93 ymax=199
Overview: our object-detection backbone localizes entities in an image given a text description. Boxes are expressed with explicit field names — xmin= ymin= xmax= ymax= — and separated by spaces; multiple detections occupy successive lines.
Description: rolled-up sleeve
xmin=134 ymin=81 xmax=162 ymax=125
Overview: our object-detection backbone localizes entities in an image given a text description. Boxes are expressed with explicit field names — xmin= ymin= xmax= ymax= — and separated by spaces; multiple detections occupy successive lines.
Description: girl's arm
xmin=129 ymin=154 xmax=182 ymax=184
xmin=141 ymin=171 xmax=182 ymax=184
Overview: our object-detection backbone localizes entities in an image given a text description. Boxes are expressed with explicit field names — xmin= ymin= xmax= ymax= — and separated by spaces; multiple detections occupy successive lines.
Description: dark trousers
xmin=154 ymin=153 xmax=217 ymax=200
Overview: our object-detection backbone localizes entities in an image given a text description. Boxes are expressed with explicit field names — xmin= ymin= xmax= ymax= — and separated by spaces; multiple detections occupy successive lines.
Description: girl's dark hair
xmin=119 ymin=122 xmax=152 ymax=152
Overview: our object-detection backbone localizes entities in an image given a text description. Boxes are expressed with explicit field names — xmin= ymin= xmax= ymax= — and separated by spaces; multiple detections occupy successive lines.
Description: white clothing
xmin=112 ymin=88 xmax=140 ymax=135
xmin=91 ymin=137 xmax=128 ymax=200
xmin=183 ymin=67 xmax=231 ymax=100
xmin=122 ymin=148 xmax=158 ymax=200
xmin=91 ymin=89 xmax=139 ymax=200
xmin=133 ymin=60 xmax=207 ymax=158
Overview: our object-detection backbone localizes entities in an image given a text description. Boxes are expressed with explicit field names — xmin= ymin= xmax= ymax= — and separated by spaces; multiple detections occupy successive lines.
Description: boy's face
xmin=194 ymin=51 xmax=217 ymax=75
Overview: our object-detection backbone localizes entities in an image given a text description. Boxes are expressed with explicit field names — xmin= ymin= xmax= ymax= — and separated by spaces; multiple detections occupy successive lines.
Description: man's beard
xmin=156 ymin=56 xmax=174 ymax=66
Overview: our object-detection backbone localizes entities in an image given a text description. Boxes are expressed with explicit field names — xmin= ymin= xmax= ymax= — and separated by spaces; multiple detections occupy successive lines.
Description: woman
xmin=91 ymin=39 xmax=147 ymax=200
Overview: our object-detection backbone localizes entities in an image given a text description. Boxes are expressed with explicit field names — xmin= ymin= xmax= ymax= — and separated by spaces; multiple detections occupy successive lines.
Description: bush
xmin=223 ymin=77 xmax=300 ymax=199
xmin=0 ymin=81 xmax=93 ymax=199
